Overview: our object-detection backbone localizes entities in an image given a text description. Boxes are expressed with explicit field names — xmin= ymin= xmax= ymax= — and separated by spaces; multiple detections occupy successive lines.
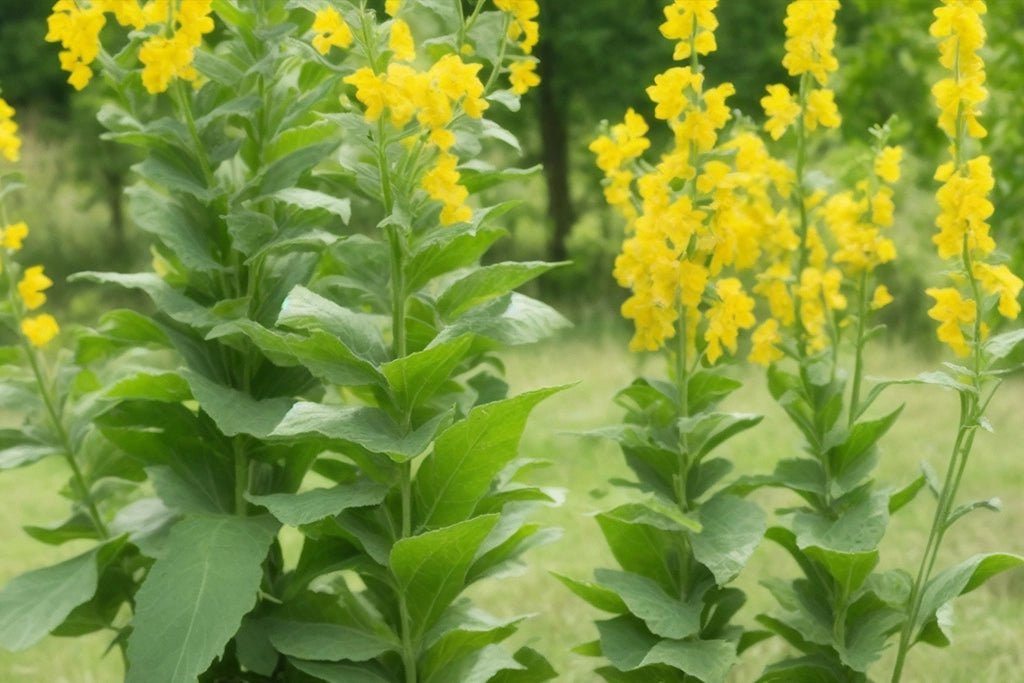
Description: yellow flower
xmin=45 ymin=1 xmax=106 ymax=91
xmin=660 ymin=0 xmax=720 ymax=60
xmin=749 ymin=318 xmax=785 ymax=366
xmin=385 ymin=0 xmax=403 ymax=16
xmin=781 ymin=0 xmax=840 ymax=86
xmin=18 ymin=265 xmax=53 ymax=311
xmin=21 ymin=314 xmax=60 ymax=348
xmin=509 ymin=60 xmax=540 ymax=95
xmin=973 ymin=262 xmax=1023 ymax=319
xmin=647 ymin=67 xmax=701 ymax=121
xmin=139 ymin=0 xmax=215 ymax=94
xmin=312 ymin=7 xmax=354 ymax=55
xmin=761 ymin=84 xmax=800 ymax=140
xmin=870 ymin=285 xmax=893 ymax=310
xmin=344 ymin=68 xmax=388 ymax=122
xmin=803 ymin=88 xmax=840 ymax=131
xmin=493 ymin=0 xmax=539 ymax=54
xmin=389 ymin=18 xmax=416 ymax=61
xmin=422 ymin=151 xmax=471 ymax=225
xmin=874 ymin=145 xmax=903 ymax=183
xmin=933 ymin=155 xmax=995 ymax=260
xmin=704 ymin=277 xmax=755 ymax=364
xmin=0 ymin=97 xmax=21 ymax=162
xmin=2 ymin=221 xmax=28 ymax=251
xmin=926 ymin=286 xmax=975 ymax=356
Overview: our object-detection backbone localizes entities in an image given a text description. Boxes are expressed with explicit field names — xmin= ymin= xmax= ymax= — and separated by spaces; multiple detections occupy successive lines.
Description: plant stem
xmin=849 ymin=272 xmax=869 ymax=426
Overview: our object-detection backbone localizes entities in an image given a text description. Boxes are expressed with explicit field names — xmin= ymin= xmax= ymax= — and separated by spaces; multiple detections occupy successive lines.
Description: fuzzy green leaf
xmin=265 ymin=620 xmax=398 ymax=662
xmin=691 ymin=494 xmax=766 ymax=586
xmin=0 ymin=545 xmax=103 ymax=651
xmin=414 ymin=387 xmax=564 ymax=529
xmin=72 ymin=272 xmax=222 ymax=332
xmin=182 ymin=370 xmax=294 ymax=437
xmin=277 ymin=286 xmax=388 ymax=365
xmin=914 ymin=553 xmax=1024 ymax=642
xmin=382 ymin=336 xmax=473 ymax=412
xmin=272 ymin=187 xmax=351 ymax=223
xmin=125 ymin=515 xmax=278 ymax=683
xmin=434 ymin=293 xmax=571 ymax=348
xmin=246 ymin=480 xmax=388 ymax=527
xmin=391 ymin=515 xmax=501 ymax=638
xmin=127 ymin=185 xmax=220 ymax=273
xmin=643 ymin=638 xmax=737 ymax=683
xmin=288 ymin=658 xmax=392 ymax=682
xmin=593 ymin=569 xmax=701 ymax=640
xmin=551 ymin=572 xmax=629 ymax=614
xmin=272 ymin=402 xmax=450 ymax=461
xmin=406 ymin=221 xmax=507 ymax=293
xmin=436 ymin=262 xmax=564 ymax=320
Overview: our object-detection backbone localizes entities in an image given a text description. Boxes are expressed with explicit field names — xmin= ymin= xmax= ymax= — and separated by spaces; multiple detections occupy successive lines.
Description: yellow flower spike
xmin=509 ymin=60 xmax=540 ymax=95
xmin=660 ymin=0 xmax=720 ymax=60
xmin=21 ymin=314 xmax=60 ymax=348
xmin=803 ymin=88 xmax=841 ymax=131
xmin=704 ymin=278 xmax=756 ymax=365
xmin=312 ymin=7 xmax=354 ymax=56
xmin=45 ymin=1 xmax=106 ymax=91
xmin=2 ymin=221 xmax=28 ymax=251
xmin=385 ymin=0 xmax=403 ymax=16
xmin=926 ymin=286 xmax=976 ymax=356
xmin=781 ymin=0 xmax=840 ymax=86
xmin=647 ymin=67 xmax=701 ymax=122
xmin=422 ymin=152 xmax=471 ymax=225
xmin=0 ymin=97 xmax=22 ymax=162
xmin=18 ymin=266 xmax=54 ymax=311
xmin=973 ymin=262 xmax=1023 ymax=319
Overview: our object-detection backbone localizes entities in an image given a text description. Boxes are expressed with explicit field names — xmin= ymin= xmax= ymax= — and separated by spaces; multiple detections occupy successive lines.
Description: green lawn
xmin=1 ymin=326 xmax=1022 ymax=681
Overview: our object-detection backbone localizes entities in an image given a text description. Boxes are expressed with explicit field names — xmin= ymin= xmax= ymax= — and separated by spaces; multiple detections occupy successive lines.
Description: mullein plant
xmin=573 ymin=2 xmax=772 ymax=680
xmin=743 ymin=1 xmax=1022 ymax=680
xmin=1 ymin=1 xmax=566 ymax=681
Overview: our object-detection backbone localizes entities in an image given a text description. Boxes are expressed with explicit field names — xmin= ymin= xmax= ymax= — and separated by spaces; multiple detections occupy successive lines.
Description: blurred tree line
xmin=1 ymin=0 xmax=1022 ymax=327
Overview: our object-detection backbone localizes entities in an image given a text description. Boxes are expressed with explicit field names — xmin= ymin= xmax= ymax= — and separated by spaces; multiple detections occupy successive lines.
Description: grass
xmin=1 ymin=323 xmax=1022 ymax=682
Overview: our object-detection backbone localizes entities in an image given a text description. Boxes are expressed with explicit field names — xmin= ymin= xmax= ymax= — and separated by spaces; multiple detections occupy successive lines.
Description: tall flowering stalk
xmin=570 ymin=3 xmax=768 ymax=680
xmin=890 ymin=1 xmax=1024 ymax=678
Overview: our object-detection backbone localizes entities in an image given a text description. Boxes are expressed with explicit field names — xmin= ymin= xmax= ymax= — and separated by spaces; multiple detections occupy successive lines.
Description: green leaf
xmin=944 ymin=497 xmax=1001 ymax=530
xmin=288 ymin=658 xmax=392 ymax=683
xmin=256 ymin=140 xmax=339 ymax=196
xmin=691 ymin=494 xmax=766 ymax=585
xmin=983 ymin=327 xmax=1024 ymax=361
xmin=22 ymin=511 xmax=101 ymax=545
xmin=437 ymin=262 xmax=564 ymax=320
xmin=551 ymin=572 xmax=628 ymax=614
xmin=382 ymin=336 xmax=473 ymax=412
xmin=414 ymin=386 xmax=564 ymax=529
xmin=127 ymin=185 xmax=221 ymax=273
xmin=277 ymin=285 xmax=388 ymax=365
xmin=642 ymin=638 xmax=737 ymax=683
xmin=913 ymin=553 xmax=1024 ymax=642
xmin=421 ymin=643 xmax=524 ymax=683
xmin=71 ymin=272 xmax=222 ymax=332
xmin=225 ymin=209 xmax=276 ymax=258
xmin=594 ymin=615 xmax=656 ymax=671
xmin=246 ymin=480 xmax=388 ymax=526
xmin=677 ymin=412 xmax=763 ymax=462
xmin=390 ymin=515 xmax=500 ymax=638
xmin=488 ymin=646 xmax=558 ymax=682
xmin=407 ymin=220 xmax=507 ymax=293
xmin=265 ymin=620 xmax=398 ymax=661
xmin=272 ymin=402 xmax=450 ymax=461
xmin=273 ymin=187 xmax=351 ymax=223
xmin=830 ymin=405 xmax=902 ymax=486
xmin=594 ymin=510 xmax=677 ymax=593
xmin=888 ymin=474 xmax=926 ymax=514
xmin=182 ymin=370 xmax=294 ymax=437
xmin=104 ymin=372 xmax=192 ymax=403
xmin=125 ymin=515 xmax=279 ymax=683
xmin=0 ymin=545 xmax=104 ymax=651
xmin=434 ymin=293 xmax=571 ymax=348
xmin=593 ymin=569 xmax=701 ymax=639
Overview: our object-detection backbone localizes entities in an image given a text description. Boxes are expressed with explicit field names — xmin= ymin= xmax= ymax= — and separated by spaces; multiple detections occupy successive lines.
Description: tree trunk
xmin=537 ymin=27 xmax=575 ymax=268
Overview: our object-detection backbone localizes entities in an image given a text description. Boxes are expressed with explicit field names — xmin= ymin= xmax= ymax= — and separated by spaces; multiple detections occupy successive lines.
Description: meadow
xmin=2 ymin=319 xmax=1022 ymax=682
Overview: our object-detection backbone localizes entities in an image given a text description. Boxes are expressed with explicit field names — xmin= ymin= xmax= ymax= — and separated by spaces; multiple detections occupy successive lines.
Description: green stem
xmin=793 ymin=72 xmax=811 ymax=355
xmin=849 ymin=272 xmax=869 ymax=426
xmin=172 ymin=79 xmax=215 ymax=187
